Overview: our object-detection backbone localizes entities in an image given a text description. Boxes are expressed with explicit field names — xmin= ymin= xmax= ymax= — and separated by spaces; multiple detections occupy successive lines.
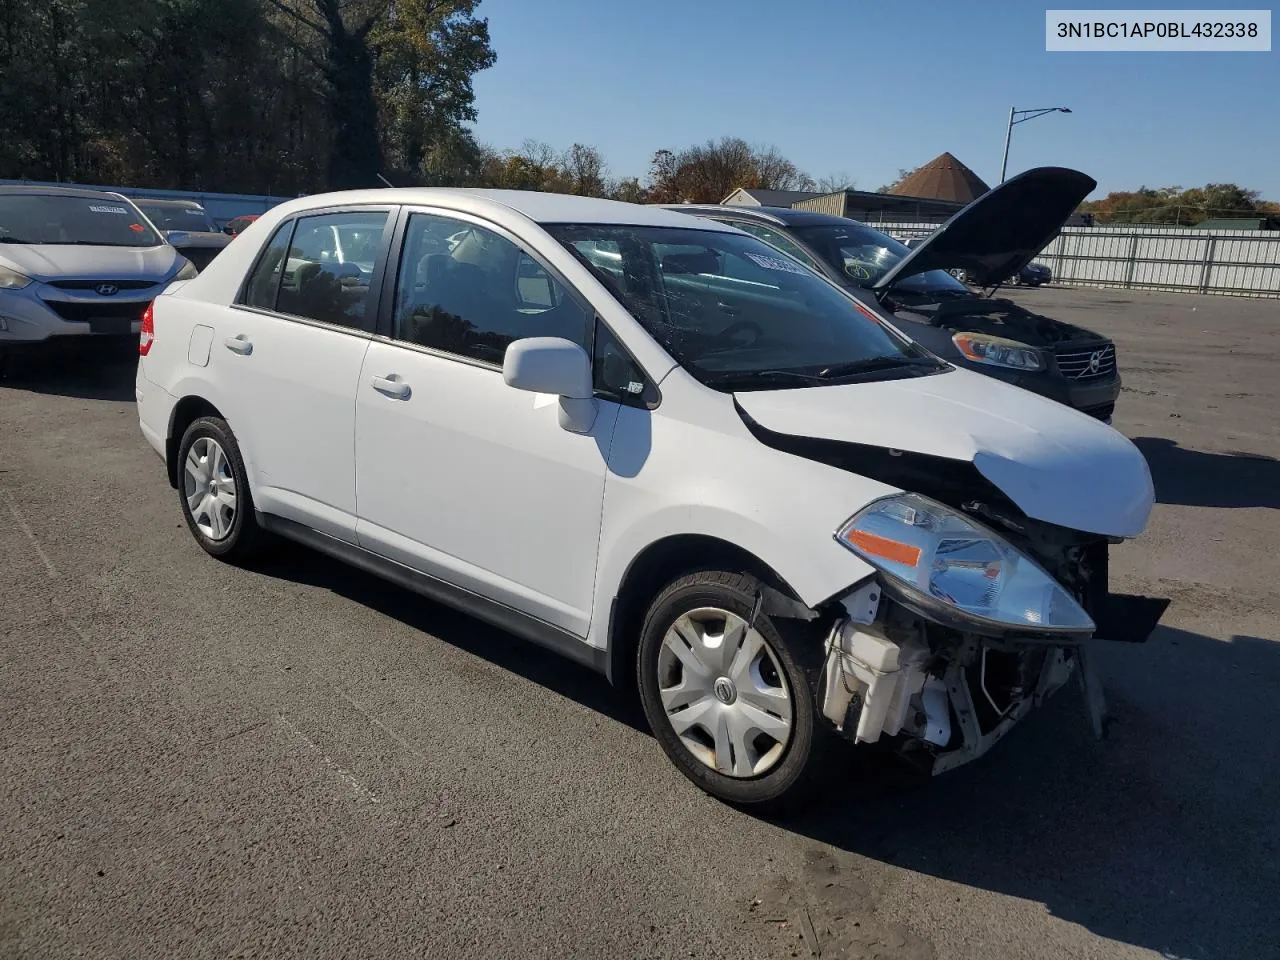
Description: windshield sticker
xmin=88 ymin=204 xmax=130 ymax=215
xmin=744 ymin=251 xmax=810 ymax=275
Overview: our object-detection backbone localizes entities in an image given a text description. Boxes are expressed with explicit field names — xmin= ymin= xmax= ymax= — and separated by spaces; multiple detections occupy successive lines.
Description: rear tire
xmin=637 ymin=570 xmax=832 ymax=810
xmin=176 ymin=416 xmax=266 ymax=564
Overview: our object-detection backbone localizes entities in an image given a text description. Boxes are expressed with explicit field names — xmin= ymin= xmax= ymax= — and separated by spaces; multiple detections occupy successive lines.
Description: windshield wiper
xmin=38 ymin=240 xmax=153 ymax=247
xmin=0 ymin=237 xmax=31 ymax=243
xmin=702 ymin=368 xmax=829 ymax=388
xmin=816 ymin=355 xmax=938 ymax=379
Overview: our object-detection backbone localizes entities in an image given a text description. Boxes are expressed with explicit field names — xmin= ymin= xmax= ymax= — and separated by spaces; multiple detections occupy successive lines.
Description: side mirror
xmin=503 ymin=337 xmax=597 ymax=434
xmin=165 ymin=230 xmax=189 ymax=245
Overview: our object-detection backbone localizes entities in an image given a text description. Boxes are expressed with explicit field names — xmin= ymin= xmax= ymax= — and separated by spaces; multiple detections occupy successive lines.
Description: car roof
xmin=659 ymin=203 xmax=867 ymax=229
xmin=269 ymin=188 xmax=739 ymax=231
xmin=0 ymin=184 xmax=131 ymax=202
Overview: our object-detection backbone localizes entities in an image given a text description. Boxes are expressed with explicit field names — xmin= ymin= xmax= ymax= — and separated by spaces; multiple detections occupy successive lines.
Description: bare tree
xmin=816 ymin=172 xmax=857 ymax=193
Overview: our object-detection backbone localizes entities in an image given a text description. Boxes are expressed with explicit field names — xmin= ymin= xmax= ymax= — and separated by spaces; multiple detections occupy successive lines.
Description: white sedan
xmin=134 ymin=188 xmax=1164 ymax=807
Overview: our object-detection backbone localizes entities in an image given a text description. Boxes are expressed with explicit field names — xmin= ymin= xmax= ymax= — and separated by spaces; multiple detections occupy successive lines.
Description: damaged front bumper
xmin=816 ymin=579 xmax=1168 ymax=775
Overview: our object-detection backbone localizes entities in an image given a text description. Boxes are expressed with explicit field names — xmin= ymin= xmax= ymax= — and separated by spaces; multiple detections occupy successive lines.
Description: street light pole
xmin=999 ymin=106 xmax=1072 ymax=184
xmin=1000 ymin=106 xmax=1016 ymax=185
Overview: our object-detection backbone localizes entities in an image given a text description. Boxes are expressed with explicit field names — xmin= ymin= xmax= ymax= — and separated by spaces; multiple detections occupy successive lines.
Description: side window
xmin=593 ymin=319 xmax=656 ymax=407
xmin=392 ymin=212 xmax=590 ymax=366
xmin=723 ymin=220 xmax=822 ymax=271
xmin=275 ymin=210 xmax=388 ymax=329
xmin=242 ymin=221 xmax=295 ymax=310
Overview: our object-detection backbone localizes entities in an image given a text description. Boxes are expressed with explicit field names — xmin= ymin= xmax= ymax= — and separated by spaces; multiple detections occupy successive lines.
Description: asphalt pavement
xmin=2 ymin=286 xmax=1278 ymax=960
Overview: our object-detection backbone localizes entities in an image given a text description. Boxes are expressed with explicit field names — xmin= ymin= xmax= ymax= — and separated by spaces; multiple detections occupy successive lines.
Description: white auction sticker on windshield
xmin=743 ymin=252 xmax=810 ymax=275
xmin=88 ymin=204 xmax=129 ymax=214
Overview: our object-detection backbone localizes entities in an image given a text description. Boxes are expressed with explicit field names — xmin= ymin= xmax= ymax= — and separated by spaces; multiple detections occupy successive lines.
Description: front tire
xmin=637 ymin=570 xmax=830 ymax=809
xmin=176 ymin=416 xmax=265 ymax=563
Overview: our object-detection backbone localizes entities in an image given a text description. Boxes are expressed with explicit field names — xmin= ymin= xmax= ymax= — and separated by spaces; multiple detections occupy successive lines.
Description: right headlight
xmin=952 ymin=332 xmax=1044 ymax=371
xmin=0 ymin=264 xmax=32 ymax=290
xmin=835 ymin=493 xmax=1094 ymax=635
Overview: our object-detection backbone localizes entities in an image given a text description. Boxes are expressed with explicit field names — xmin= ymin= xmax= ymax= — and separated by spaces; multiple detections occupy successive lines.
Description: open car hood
xmin=872 ymin=167 xmax=1096 ymax=291
xmin=733 ymin=367 xmax=1153 ymax=539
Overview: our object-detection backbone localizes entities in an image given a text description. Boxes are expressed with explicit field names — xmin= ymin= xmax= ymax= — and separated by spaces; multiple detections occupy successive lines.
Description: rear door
xmin=212 ymin=205 xmax=396 ymax=542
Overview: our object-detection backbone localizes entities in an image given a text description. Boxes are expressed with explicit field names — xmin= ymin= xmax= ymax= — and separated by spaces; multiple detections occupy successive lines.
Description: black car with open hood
xmin=663 ymin=167 xmax=1122 ymax=422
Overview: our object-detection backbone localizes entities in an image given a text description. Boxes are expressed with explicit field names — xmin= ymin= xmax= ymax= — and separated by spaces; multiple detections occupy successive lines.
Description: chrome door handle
xmin=223 ymin=335 xmax=253 ymax=355
xmin=370 ymin=374 xmax=410 ymax=399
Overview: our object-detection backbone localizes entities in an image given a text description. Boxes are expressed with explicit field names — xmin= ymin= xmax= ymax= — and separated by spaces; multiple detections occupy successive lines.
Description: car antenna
xmin=376 ymin=173 xmax=395 ymax=188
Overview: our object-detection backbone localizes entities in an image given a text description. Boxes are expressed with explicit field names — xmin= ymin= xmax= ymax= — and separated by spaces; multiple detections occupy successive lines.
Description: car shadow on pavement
xmin=767 ymin=624 xmax=1280 ymax=960
xmin=0 ymin=342 xmax=138 ymax=401
xmin=1134 ymin=436 xmax=1280 ymax=509
xmin=251 ymin=543 xmax=650 ymax=734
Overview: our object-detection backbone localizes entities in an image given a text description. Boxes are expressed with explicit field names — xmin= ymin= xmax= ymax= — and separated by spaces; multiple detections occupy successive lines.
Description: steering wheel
xmin=715 ymin=320 xmax=764 ymax=347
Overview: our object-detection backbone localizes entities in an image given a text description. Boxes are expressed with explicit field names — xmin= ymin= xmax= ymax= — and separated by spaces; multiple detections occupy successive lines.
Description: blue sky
xmin=468 ymin=0 xmax=1278 ymax=200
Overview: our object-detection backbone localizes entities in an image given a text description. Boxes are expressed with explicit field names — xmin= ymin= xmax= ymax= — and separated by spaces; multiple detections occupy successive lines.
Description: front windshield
xmin=546 ymin=224 xmax=942 ymax=390
xmin=140 ymin=204 xmax=217 ymax=233
xmin=791 ymin=222 xmax=967 ymax=295
xmin=0 ymin=194 xmax=161 ymax=247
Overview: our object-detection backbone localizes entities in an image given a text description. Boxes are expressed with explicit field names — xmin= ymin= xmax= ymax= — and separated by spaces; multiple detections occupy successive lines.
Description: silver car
xmin=134 ymin=198 xmax=232 ymax=272
xmin=0 ymin=186 xmax=196 ymax=362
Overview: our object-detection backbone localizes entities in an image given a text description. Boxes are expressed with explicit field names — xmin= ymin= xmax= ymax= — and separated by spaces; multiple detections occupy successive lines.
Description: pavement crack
xmin=276 ymin=714 xmax=381 ymax=804
xmin=200 ymin=719 xmax=269 ymax=748
xmin=5 ymin=495 xmax=60 ymax=578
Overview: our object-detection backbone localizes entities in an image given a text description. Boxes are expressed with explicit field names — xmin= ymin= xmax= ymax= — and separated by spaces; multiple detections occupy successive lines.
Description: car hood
xmin=872 ymin=167 xmax=1096 ymax=291
xmin=734 ymin=367 xmax=1153 ymax=538
xmin=0 ymin=243 xmax=181 ymax=281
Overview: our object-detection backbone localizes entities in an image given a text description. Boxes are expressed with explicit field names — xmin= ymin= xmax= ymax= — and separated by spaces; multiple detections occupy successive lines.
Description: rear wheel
xmin=176 ymin=416 xmax=265 ymax=563
xmin=637 ymin=570 xmax=830 ymax=809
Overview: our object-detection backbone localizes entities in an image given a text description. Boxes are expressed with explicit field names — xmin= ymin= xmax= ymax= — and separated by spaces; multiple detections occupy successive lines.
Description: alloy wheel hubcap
xmin=183 ymin=436 xmax=237 ymax=541
xmin=657 ymin=607 xmax=793 ymax=778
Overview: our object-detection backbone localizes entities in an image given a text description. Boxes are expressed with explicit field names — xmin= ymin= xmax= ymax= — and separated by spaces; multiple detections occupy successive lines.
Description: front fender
xmin=586 ymin=403 xmax=889 ymax=650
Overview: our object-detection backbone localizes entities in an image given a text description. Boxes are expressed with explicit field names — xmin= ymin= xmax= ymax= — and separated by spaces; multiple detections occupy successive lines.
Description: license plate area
xmin=88 ymin=317 xmax=136 ymax=335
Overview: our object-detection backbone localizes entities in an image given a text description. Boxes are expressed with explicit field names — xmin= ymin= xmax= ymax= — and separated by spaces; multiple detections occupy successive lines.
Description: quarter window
xmin=392 ymin=213 xmax=590 ymax=365
xmin=274 ymin=210 xmax=388 ymax=328
xmin=242 ymin=221 xmax=294 ymax=310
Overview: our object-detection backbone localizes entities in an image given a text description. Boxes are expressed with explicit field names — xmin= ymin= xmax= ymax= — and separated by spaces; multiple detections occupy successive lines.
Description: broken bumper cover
xmin=817 ymin=579 xmax=1169 ymax=775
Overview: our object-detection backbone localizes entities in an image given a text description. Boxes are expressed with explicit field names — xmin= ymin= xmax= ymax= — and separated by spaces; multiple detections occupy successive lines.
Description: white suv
xmin=135 ymin=189 xmax=1165 ymax=807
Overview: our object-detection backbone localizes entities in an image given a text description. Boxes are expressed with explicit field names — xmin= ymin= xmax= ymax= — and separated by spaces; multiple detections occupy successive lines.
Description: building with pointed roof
xmin=889 ymin=152 xmax=990 ymax=204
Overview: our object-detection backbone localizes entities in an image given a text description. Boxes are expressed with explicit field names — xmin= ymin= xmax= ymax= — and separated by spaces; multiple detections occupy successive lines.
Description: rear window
xmin=0 ymin=194 xmax=161 ymax=247
xmin=139 ymin=204 xmax=217 ymax=233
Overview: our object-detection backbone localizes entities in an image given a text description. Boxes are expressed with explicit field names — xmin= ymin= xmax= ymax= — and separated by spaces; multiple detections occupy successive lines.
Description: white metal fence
xmin=883 ymin=222 xmax=1280 ymax=299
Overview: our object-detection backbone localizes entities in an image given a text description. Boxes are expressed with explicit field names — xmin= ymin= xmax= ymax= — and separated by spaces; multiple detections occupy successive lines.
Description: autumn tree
xmin=1079 ymin=183 xmax=1273 ymax=224
xmin=647 ymin=138 xmax=814 ymax=204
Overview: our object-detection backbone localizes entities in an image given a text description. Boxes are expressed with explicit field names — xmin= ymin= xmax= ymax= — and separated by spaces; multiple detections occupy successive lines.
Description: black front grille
xmin=46 ymin=279 xmax=158 ymax=291
xmin=41 ymin=299 xmax=149 ymax=323
xmin=1055 ymin=343 xmax=1117 ymax=380
xmin=1081 ymin=402 xmax=1116 ymax=422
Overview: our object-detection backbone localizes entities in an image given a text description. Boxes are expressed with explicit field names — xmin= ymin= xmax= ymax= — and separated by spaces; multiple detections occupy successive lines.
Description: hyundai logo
xmin=1088 ymin=351 xmax=1102 ymax=373
xmin=95 ymin=283 xmax=119 ymax=297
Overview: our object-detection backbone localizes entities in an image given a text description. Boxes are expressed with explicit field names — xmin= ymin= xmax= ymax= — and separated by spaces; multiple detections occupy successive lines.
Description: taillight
xmin=138 ymin=302 xmax=155 ymax=356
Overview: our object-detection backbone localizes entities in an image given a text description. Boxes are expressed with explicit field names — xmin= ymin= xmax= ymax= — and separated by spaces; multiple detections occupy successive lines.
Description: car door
xmin=214 ymin=206 xmax=395 ymax=543
xmin=353 ymin=209 xmax=624 ymax=637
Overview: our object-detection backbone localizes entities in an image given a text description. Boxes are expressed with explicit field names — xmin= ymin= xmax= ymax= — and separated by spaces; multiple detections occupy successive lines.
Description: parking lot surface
xmin=2 ymin=286 xmax=1278 ymax=960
